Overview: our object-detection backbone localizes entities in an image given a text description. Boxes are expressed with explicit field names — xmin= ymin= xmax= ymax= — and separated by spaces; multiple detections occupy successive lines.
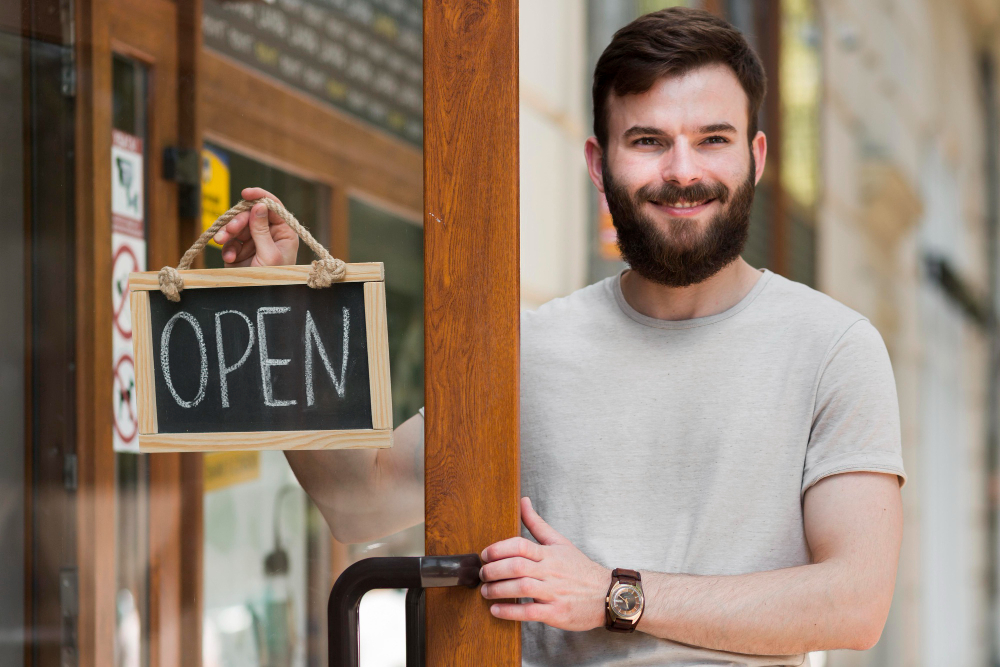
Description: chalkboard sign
xmin=128 ymin=263 xmax=392 ymax=452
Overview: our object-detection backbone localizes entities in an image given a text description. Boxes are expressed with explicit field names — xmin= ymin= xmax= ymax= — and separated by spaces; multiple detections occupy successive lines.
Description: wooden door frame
xmin=75 ymin=0 xmax=196 ymax=663
xmin=423 ymin=1 xmax=521 ymax=663
xmin=74 ymin=0 xmax=116 ymax=662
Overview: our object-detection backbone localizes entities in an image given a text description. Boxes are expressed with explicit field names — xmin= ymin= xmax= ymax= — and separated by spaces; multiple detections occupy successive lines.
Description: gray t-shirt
xmin=518 ymin=270 xmax=905 ymax=666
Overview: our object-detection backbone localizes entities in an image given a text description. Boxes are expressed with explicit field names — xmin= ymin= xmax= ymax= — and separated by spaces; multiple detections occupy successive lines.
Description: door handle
xmin=328 ymin=553 xmax=482 ymax=667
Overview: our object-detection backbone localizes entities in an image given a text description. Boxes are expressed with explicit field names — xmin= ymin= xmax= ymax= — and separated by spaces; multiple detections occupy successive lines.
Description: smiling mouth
xmin=651 ymin=198 xmax=716 ymax=209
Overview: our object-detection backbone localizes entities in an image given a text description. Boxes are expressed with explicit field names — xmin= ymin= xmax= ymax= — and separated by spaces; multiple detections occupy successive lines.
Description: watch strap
xmin=613 ymin=568 xmax=640 ymax=585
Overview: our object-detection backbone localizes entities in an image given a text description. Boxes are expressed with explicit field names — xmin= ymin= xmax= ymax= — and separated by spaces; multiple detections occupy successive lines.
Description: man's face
xmin=585 ymin=64 xmax=767 ymax=287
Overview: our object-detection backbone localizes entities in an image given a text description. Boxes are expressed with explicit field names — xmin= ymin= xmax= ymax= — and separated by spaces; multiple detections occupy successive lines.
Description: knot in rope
xmin=158 ymin=266 xmax=184 ymax=303
xmin=308 ymin=257 xmax=346 ymax=288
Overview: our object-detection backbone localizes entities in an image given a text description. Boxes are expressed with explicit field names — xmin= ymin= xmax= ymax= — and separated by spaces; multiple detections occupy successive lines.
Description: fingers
xmin=247 ymin=201 xmax=285 ymax=266
xmin=214 ymin=187 xmax=283 ymax=245
xmin=480 ymin=556 xmax=540 ymax=583
xmin=481 ymin=536 xmax=544 ymax=564
xmin=241 ymin=186 xmax=282 ymax=207
xmin=489 ymin=602 xmax=549 ymax=623
xmin=214 ymin=210 xmax=251 ymax=246
xmin=480 ymin=577 xmax=549 ymax=601
xmin=521 ymin=497 xmax=566 ymax=546
xmin=227 ymin=238 xmax=258 ymax=265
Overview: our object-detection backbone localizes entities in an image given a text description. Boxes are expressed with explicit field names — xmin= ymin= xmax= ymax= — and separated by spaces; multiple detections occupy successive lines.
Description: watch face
xmin=611 ymin=585 xmax=643 ymax=620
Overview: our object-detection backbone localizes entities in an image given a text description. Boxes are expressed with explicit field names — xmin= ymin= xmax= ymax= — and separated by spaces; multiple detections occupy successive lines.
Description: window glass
xmin=112 ymin=53 xmax=151 ymax=667
xmin=0 ymin=26 xmax=27 ymax=667
xmin=347 ymin=197 xmax=424 ymax=666
xmin=348 ymin=198 xmax=424 ymax=427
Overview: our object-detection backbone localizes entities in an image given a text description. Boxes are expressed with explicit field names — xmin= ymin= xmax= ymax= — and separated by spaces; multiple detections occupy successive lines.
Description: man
xmin=216 ymin=7 xmax=905 ymax=665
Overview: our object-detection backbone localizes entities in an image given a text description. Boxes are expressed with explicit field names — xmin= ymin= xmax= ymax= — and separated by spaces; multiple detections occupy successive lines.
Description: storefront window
xmin=347 ymin=197 xmax=424 ymax=666
xmin=10 ymin=0 xmax=424 ymax=660
xmin=201 ymin=0 xmax=422 ymax=146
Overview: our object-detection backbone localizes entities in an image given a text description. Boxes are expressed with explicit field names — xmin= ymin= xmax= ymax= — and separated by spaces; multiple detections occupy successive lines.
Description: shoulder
xmin=755 ymin=274 xmax=893 ymax=386
xmin=520 ymin=277 xmax=620 ymax=357
xmin=754 ymin=272 xmax=881 ymax=347
xmin=759 ymin=273 xmax=867 ymax=330
xmin=521 ymin=277 xmax=618 ymax=331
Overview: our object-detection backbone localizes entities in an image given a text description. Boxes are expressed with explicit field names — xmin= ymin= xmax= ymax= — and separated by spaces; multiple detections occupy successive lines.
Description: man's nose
xmin=660 ymin=139 xmax=703 ymax=186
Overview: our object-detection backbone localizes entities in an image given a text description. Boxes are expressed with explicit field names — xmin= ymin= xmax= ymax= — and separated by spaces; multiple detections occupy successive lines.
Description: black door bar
xmin=328 ymin=554 xmax=482 ymax=667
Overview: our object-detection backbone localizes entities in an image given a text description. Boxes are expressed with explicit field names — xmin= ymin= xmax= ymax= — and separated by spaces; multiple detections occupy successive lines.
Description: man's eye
xmin=634 ymin=137 xmax=659 ymax=146
xmin=704 ymin=136 xmax=729 ymax=145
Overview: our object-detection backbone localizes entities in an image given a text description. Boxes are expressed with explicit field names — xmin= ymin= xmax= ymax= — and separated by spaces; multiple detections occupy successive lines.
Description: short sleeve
xmin=802 ymin=319 xmax=906 ymax=495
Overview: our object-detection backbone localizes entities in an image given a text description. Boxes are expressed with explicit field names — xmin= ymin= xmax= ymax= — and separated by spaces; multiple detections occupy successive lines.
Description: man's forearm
xmin=285 ymin=412 xmax=425 ymax=543
xmin=638 ymin=559 xmax=888 ymax=655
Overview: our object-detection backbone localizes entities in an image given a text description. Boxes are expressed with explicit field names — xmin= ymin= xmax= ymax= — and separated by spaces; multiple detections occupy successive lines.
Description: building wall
xmin=820 ymin=0 xmax=999 ymax=665
xmin=519 ymin=0 xmax=591 ymax=308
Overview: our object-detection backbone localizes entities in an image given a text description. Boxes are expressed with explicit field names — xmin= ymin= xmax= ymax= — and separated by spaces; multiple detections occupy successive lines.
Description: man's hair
xmin=592 ymin=7 xmax=767 ymax=148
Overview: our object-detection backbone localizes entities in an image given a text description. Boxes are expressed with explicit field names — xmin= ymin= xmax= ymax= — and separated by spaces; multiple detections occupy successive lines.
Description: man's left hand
xmin=480 ymin=497 xmax=610 ymax=630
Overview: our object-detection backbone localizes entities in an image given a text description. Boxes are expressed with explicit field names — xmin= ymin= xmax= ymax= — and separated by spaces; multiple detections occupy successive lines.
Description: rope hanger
xmin=157 ymin=197 xmax=346 ymax=302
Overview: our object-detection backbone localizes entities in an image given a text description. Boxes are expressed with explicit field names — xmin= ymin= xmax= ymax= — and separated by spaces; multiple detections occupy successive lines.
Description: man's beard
xmin=603 ymin=154 xmax=756 ymax=288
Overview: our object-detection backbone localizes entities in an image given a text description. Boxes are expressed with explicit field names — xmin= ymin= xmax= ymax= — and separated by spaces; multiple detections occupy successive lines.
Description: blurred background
xmin=2 ymin=0 xmax=998 ymax=665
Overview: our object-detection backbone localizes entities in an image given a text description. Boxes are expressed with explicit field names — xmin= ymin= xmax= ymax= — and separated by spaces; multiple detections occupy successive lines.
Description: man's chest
xmin=517 ymin=340 xmax=817 ymax=573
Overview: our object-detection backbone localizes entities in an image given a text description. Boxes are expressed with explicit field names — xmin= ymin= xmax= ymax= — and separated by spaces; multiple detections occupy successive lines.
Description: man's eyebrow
xmin=622 ymin=125 xmax=667 ymax=139
xmin=698 ymin=122 xmax=737 ymax=134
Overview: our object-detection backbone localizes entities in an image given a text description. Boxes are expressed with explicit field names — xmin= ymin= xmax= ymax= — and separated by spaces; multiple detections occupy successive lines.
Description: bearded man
xmin=219 ymin=7 xmax=905 ymax=665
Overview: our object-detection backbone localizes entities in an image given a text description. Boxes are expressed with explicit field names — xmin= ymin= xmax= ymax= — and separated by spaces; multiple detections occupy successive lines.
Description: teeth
xmin=670 ymin=200 xmax=706 ymax=209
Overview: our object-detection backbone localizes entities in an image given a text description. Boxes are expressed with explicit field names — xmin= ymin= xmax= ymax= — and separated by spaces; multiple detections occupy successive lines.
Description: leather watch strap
xmin=613 ymin=568 xmax=639 ymax=585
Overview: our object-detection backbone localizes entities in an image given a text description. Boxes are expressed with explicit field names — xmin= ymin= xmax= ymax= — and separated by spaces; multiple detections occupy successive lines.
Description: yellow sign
xmin=201 ymin=147 xmax=230 ymax=248
xmin=204 ymin=451 xmax=260 ymax=493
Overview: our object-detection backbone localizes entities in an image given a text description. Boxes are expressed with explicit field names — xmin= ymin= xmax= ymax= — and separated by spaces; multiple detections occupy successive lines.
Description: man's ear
xmin=584 ymin=136 xmax=606 ymax=194
xmin=751 ymin=131 xmax=767 ymax=185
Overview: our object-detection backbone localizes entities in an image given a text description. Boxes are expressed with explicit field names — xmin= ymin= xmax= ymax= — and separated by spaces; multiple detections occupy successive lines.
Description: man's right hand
xmin=213 ymin=186 xmax=299 ymax=267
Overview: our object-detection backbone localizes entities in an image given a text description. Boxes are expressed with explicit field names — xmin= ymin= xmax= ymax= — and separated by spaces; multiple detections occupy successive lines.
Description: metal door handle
xmin=328 ymin=553 xmax=482 ymax=667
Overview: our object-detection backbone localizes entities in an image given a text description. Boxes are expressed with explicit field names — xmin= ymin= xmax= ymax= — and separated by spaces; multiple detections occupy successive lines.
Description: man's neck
xmin=619 ymin=258 xmax=763 ymax=321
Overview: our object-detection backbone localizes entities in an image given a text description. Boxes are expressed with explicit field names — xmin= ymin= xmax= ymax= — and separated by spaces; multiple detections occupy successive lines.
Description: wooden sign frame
xmin=128 ymin=262 xmax=392 ymax=452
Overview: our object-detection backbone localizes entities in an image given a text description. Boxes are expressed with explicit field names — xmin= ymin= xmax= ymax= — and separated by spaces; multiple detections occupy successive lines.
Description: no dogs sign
xmin=127 ymin=199 xmax=392 ymax=452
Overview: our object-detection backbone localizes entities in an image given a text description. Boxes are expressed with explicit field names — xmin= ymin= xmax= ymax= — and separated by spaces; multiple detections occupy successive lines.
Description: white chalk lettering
xmin=160 ymin=311 xmax=208 ymax=409
xmin=304 ymin=307 xmax=349 ymax=405
xmin=257 ymin=306 xmax=297 ymax=407
xmin=214 ymin=310 xmax=256 ymax=408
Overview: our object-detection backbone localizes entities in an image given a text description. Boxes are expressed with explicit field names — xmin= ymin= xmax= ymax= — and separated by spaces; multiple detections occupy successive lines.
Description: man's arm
xmin=285 ymin=413 xmax=425 ymax=544
xmin=480 ymin=471 xmax=902 ymax=655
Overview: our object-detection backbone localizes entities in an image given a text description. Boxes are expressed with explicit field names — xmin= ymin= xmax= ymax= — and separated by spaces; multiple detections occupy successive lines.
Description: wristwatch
xmin=605 ymin=568 xmax=644 ymax=632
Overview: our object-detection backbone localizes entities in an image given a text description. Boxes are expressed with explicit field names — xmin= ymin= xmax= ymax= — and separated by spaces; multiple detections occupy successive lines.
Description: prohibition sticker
xmin=112 ymin=129 xmax=147 ymax=453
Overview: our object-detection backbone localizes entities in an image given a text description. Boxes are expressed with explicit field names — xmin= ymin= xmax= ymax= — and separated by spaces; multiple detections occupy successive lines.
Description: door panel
xmin=423 ymin=1 xmax=521 ymax=664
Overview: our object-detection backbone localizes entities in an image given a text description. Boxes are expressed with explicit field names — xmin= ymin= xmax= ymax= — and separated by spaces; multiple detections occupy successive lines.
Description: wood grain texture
xmin=176 ymin=0 xmax=205 ymax=661
xmin=423 ymin=0 xmax=521 ymax=664
xmin=364 ymin=281 xmax=393 ymax=430
xmin=137 ymin=428 xmax=392 ymax=452
xmin=128 ymin=262 xmax=384 ymax=291
xmin=131 ymin=291 xmax=159 ymax=434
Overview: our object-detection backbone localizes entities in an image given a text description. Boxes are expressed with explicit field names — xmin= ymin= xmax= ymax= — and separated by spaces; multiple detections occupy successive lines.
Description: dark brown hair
xmin=592 ymin=7 xmax=767 ymax=148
